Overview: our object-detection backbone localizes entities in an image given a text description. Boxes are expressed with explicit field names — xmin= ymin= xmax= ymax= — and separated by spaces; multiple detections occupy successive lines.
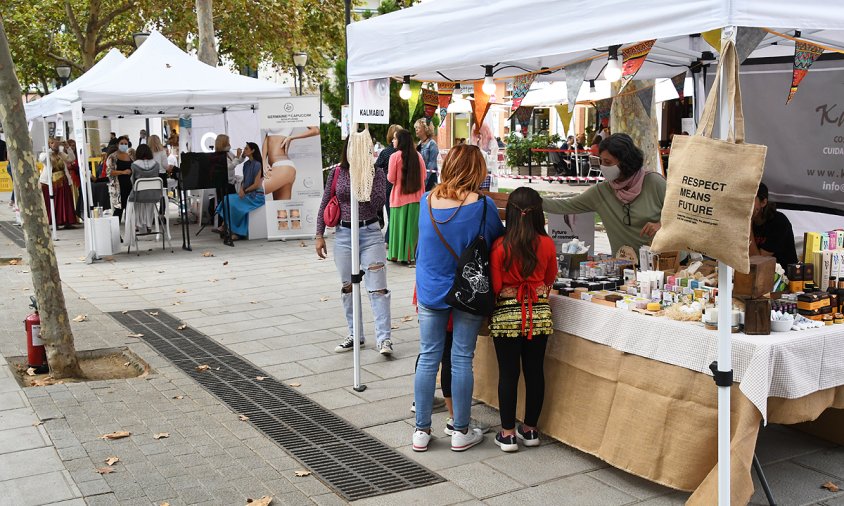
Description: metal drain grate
xmin=0 ymin=221 xmax=26 ymax=249
xmin=108 ymin=309 xmax=443 ymax=501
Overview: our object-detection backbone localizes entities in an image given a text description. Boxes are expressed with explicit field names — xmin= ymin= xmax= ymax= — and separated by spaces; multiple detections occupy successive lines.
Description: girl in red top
xmin=489 ymin=186 xmax=558 ymax=452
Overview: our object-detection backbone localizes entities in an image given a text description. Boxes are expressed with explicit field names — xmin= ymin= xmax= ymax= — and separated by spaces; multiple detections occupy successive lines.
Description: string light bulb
xmin=604 ymin=45 xmax=622 ymax=82
xmin=399 ymin=75 xmax=412 ymax=100
xmin=482 ymin=65 xmax=496 ymax=95
xmin=589 ymin=79 xmax=597 ymax=94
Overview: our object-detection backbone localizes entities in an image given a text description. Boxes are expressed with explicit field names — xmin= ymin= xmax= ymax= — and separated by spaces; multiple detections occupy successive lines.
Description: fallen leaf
xmin=288 ymin=382 xmax=301 ymax=388
xmin=32 ymin=421 xmax=43 ymax=427
xmin=26 ymin=367 xmax=36 ymax=376
xmin=201 ymin=251 xmax=214 ymax=257
xmin=127 ymin=333 xmax=144 ymax=338
xmin=299 ymin=241 xmax=306 ymax=247
xmin=319 ymin=296 xmax=329 ymax=302
xmin=77 ymin=295 xmax=85 ymax=299
xmin=148 ymin=311 xmax=159 ymax=316
xmin=822 ymin=482 xmax=840 ymax=492
xmin=104 ymin=256 xmax=116 ymax=262
xmin=247 ymin=495 xmax=274 ymax=506
xmin=72 ymin=314 xmax=88 ymax=322
xmin=223 ymin=261 xmax=229 ymax=266
xmin=239 ymin=415 xmax=249 ymax=421
xmin=105 ymin=456 xmax=120 ymax=466
xmin=176 ymin=289 xmax=187 ymax=294
xmin=153 ymin=432 xmax=169 ymax=440
xmin=208 ymin=278 xmax=218 ymax=283
xmin=78 ymin=256 xmax=86 ymax=261
xmin=390 ymin=324 xmax=400 ymax=330
xmin=172 ymin=395 xmax=184 ymax=400
xmin=402 ymin=315 xmax=414 ymax=322
xmin=177 ymin=324 xmax=187 ymax=331
xmin=173 ymin=301 xmax=182 ymax=306
xmin=122 ymin=286 xmax=129 ymax=289
xmin=215 ymin=367 xmax=220 ymax=371
xmin=294 ymin=470 xmax=311 ymax=477
xmin=99 ymin=431 xmax=131 ymax=440
xmin=21 ymin=270 xmax=29 ymax=273
xmin=123 ymin=362 xmax=131 ymax=367
xmin=160 ymin=503 xmax=170 ymax=506
xmin=255 ymin=376 xmax=268 ymax=381
xmin=121 ymin=310 xmax=128 ymax=314
xmin=196 ymin=365 xmax=210 ymax=372
xmin=158 ymin=270 xmax=165 ymax=274
xmin=96 ymin=466 xmax=114 ymax=475
xmin=249 ymin=301 xmax=258 ymax=304
xmin=8 ymin=259 xmax=20 ymax=265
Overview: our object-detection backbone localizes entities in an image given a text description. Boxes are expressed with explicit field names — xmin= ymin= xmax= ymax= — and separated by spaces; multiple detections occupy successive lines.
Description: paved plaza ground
xmin=0 ymin=184 xmax=842 ymax=505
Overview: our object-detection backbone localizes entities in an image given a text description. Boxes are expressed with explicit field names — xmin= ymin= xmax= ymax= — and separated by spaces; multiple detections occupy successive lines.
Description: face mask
xmin=600 ymin=164 xmax=622 ymax=181
xmin=225 ymin=145 xmax=232 ymax=152
xmin=58 ymin=146 xmax=65 ymax=153
xmin=118 ymin=145 xmax=129 ymax=153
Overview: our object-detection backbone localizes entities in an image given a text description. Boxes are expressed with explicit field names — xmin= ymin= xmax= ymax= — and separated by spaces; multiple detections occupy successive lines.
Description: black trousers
xmin=493 ymin=334 xmax=548 ymax=430
xmin=415 ymin=331 xmax=453 ymax=397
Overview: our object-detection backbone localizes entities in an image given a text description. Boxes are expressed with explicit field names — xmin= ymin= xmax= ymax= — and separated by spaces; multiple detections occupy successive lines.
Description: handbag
xmin=651 ymin=40 xmax=767 ymax=274
xmin=323 ymin=166 xmax=341 ymax=227
xmin=428 ymin=194 xmax=495 ymax=316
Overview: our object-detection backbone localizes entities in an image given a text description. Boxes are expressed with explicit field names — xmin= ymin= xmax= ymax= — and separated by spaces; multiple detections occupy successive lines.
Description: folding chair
xmin=588 ymin=155 xmax=604 ymax=178
xmin=125 ymin=177 xmax=172 ymax=255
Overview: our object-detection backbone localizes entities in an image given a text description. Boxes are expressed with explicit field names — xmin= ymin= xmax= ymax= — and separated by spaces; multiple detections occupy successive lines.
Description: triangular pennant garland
xmin=513 ymin=106 xmax=535 ymax=127
xmin=593 ymin=98 xmax=613 ymax=129
xmin=671 ymin=72 xmax=687 ymax=100
xmin=437 ymin=82 xmax=454 ymax=127
xmin=702 ymin=29 xmax=722 ymax=53
xmin=787 ymin=40 xmax=824 ymax=104
xmin=421 ymin=88 xmax=438 ymax=120
xmin=471 ymin=81 xmax=492 ymax=128
xmin=511 ymin=74 xmax=537 ymax=112
xmin=636 ymin=86 xmax=655 ymax=118
xmin=736 ymin=27 xmax=767 ymax=64
xmin=555 ymin=104 xmax=574 ymax=137
xmin=619 ymin=40 xmax=655 ymax=92
xmin=565 ymin=60 xmax=592 ymax=112
xmin=407 ymin=81 xmax=422 ymax=118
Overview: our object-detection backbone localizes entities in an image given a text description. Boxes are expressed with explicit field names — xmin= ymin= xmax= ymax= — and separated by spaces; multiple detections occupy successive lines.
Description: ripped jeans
xmin=334 ymin=222 xmax=392 ymax=346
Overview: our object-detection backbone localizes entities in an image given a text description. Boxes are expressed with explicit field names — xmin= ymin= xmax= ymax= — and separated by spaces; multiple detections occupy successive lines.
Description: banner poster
xmin=422 ymin=88 xmax=438 ymax=120
xmin=511 ymin=73 xmax=536 ymax=112
xmin=437 ymin=82 xmax=454 ymax=127
xmin=636 ymin=86 xmax=655 ymax=117
xmin=671 ymin=72 xmax=687 ymax=100
xmin=555 ymin=104 xmax=574 ymax=136
xmin=548 ymin=212 xmax=596 ymax=274
xmin=619 ymin=40 xmax=655 ymax=92
xmin=408 ymin=81 xmax=423 ymax=118
xmin=258 ymin=96 xmax=323 ymax=240
xmin=352 ymin=79 xmax=390 ymax=124
xmin=787 ymin=40 xmax=824 ymax=104
xmin=594 ymin=98 xmax=613 ymax=128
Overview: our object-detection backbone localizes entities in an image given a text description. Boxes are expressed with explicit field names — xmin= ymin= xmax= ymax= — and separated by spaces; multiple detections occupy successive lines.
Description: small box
xmin=734 ymin=256 xmax=776 ymax=298
xmin=744 ymin=298 xmax=772 ymax=335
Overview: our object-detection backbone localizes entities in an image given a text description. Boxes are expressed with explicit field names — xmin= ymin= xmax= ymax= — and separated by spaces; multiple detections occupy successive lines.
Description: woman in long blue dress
xmin=217 ymin=142 xmax=265 ymax=240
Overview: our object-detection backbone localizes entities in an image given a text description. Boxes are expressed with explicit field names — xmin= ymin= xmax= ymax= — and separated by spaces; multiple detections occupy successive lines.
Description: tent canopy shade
xmin=346 ymin=0 xmax=844 ymax=83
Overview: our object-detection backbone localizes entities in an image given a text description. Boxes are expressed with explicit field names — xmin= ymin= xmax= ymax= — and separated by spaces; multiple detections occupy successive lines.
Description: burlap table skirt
xmin=473 ymin=331 xmax=844 ymax=505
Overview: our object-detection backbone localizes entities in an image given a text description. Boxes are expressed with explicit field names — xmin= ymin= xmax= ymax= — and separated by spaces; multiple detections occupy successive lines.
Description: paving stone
xmin=0 ymin=446 xmax=65 ymax=480
xmin=0 ymin=470 xmax=81 ymax=506
xmin=307 ymin=388 xmax=368 ymax=410
xmin=334 ymin=394 xmax=416 ymax=428
xmin=0 ymin=390 xmax=26 ymax=411
xmin=633 ymin=491 xmax=693 ymax=505
xmin=242 ymin=344 xmax=329 ymax=368
xmin=311 ymin=492 xmax=348 ymax=506
xmin=0 ymin=407 xmax=39 ymax=429
xmin=793 ymin=447 xmax=844 ymax=480
xmin=345 ymin=374 xmax=415 ymax=402
xmin=76 ymin=477 xmax=112 ymax=496
xmin=587 ymin=466 xmax=676 ymax=500
xmin=0 ymin=425 xmax=49 ymax=455
xmin=82 ymin=493 xmax=120 ymax=506
xmin=756 ymin=424 xmax=836 ymax=465
xmin=749 ymin=460 xmax=842 ymax=505
xmin=484 ymin=442 xmax=607 ymax=485
xmin=486 ymin=474 xmax=635 ymax=505
xmin=352 ymin=482 xmax=472 ymax=506
xmin=439 ymin=461 xmax=524 ymax=499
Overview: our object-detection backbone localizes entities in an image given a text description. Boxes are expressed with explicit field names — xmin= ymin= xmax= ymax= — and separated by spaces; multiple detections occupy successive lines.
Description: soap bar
xmin=646 ymin=302 xmax=662 ymax=311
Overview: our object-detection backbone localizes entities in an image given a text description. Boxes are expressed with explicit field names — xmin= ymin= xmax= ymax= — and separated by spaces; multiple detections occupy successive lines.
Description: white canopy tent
xmin=347 ymin=3 xmax=844 ymax=505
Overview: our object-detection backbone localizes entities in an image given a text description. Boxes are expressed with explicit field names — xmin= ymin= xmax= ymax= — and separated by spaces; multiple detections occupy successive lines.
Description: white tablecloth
xmin=549 ymin=294 xmax=844 ymax=421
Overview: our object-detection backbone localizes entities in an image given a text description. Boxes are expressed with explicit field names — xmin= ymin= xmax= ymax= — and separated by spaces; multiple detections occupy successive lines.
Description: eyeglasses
xmin=622 ymin=203 xmax=632 ymax=226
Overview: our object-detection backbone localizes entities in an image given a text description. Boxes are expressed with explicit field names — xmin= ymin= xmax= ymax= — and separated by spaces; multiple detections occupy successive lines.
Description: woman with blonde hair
xmin=412 ymin=144 xmax=504 ymax=453
xmin=415 ymin=118 xmax=439 ymax=191
xmin=213 ymin=134 xmax=244 ymax=233
xmin=387 ymin=129 xmax=426 ymax=264
xmin=147 ymin=134 xmax=171 ymax=183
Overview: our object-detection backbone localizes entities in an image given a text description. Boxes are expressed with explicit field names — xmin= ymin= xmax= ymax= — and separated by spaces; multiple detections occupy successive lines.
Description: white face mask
xmin=58 ymin=145 xmax=65 ymax=153
xmin=118 ymin=144 xmax=129 ymax=153
xmin=600 ymin=164 xmax=622 ymax=181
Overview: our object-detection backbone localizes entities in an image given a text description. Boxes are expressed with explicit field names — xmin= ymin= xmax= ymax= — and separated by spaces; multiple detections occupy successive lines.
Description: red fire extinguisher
xmin=25 ymin=296 xmax=49 ymax=374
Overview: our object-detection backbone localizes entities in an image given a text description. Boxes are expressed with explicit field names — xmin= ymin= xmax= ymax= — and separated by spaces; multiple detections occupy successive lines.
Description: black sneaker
xmin=495 ymin=431 xmax=518 ymax=452
xmin=334 ymin=335 xmax=364 ymax=353
xmin=517 ymin=425 xmax=540 ymax=447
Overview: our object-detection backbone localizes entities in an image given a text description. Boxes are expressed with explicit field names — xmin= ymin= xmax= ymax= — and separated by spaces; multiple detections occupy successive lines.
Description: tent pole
xmin=71 ymin=104 xmax=95 ymax=263
xmin=714 ymin=25 xmax=737 ymax=506
xmin=349 ymin=122 xmax=365 ymax=393
xmin=42 ymin=121 xmax=58 ymax=240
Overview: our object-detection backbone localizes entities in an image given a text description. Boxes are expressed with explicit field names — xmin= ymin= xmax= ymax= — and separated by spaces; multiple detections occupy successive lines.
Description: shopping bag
xmin=651 ymin=40 xmax=767 ymax=274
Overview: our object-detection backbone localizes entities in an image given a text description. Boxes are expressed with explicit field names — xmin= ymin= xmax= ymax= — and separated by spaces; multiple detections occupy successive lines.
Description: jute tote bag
xmin=651 ymin=40 xmax=767 ymax=274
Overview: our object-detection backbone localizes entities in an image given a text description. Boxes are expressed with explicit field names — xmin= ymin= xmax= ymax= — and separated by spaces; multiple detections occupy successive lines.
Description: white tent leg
xmin=41 ymin=121 xmax=57 ymax=241
xmin=349 ymin=145 xmax=366 ymax=392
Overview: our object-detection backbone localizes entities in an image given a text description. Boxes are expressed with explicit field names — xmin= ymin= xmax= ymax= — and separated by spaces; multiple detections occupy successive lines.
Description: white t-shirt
xmin=153 ymin=150 xmax=169 ymax=174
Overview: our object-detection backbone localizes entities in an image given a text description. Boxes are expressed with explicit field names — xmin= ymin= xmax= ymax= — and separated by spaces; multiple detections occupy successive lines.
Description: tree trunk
xmin=0 ymin=18 xmax=83 ymax=379
xmin=195 ymin=0 xmax=217 ymax=66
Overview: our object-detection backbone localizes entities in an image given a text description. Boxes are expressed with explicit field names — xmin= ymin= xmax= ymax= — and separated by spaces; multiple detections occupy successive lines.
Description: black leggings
xmin=415 ymin=331 xmax=452 ymax=397
xmin=493 ymin=334 xmax=548 ymax=430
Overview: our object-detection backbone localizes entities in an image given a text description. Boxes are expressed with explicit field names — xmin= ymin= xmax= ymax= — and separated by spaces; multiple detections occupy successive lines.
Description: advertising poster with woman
xmin=258 ymin=97 xmax=323 ymax=239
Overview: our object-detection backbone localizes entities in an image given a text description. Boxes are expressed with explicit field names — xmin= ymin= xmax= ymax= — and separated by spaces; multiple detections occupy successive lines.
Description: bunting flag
xmin=702 ymin=29 xmax=722 ymax=52
xmin=736 ymin=27 xmax=767 ymax=63
xmin=554 ymin=104 xmax=574 ymax=137
xmin=513 ymin=106 xmax=534 ymax=127
xmin=565 ymin=60 xmax=592 ymax=112
xmin=421 ymin=88 xmax=438 ymax=120
xmin=671 ymin=72 xmax=687 ymax=100
xmin=471 ymin=81 xmax=492 ymax=128
xmin=636 ymin=86 xmax=654 ymax=118
xmin=511 ymin=74 xmax=537 ymax=112
xmin=437 ymin=82 xmax=454 ymax=126
xmin=407 ymin=81 xmax=422 ymax=118
xmin=787 ymin=40 xmax=824 ymax=104
xmin=594 ymin=98 xmax=613 ymax=128
xmin=619 ymin=40 xmax=655 ymax=92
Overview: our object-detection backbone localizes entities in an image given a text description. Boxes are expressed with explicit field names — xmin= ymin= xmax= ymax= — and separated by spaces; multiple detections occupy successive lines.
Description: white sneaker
xmin=450 ymin=427 xmax=484 ymax=452
xmin=334 ymin=335 xmax=364 ymax=353
xmin=412 ymin=430 xmax=431 ymax=452
xmin=379 ymin=339 xmax=393 ymax=355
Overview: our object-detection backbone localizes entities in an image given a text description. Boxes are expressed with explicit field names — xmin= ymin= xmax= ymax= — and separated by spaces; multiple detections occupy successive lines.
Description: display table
xmin=473 ymin=295 xmax=844 ymax=505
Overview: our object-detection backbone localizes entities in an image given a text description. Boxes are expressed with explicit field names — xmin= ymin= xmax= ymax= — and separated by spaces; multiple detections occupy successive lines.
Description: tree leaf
xmin=294 ymin=470 xmax=311 ymax=477
xmin=127 ymin=333 xmax=144 ymax=338
xmin=288 ymin=382 xmax=301 ymax=387
xmin=239 ymin=415 xmax=249 ymax=421
xmin=123 ymin=362 xmax=131 ymax=367
xmin=822 ymin=482 xmax=840 ymax=492
xmin=121 ymin=311 xmax=128 ymax=314
xmin=148 ymin=311 xmax=159 ymax=316
xmin=8 ymin=258 xmax=20 ymax=265
xmin=196 ymin=365 xmax=210 ymax=372
xmin=201 ymin=251 xmax=214 ymax=257
xmin=25 ymin=367 xmax=36 ymax=376
xmin=246 ymin=496 xmax=273 ymax=506
xmin=72 ymin=314 xmax=88 ymax=322
xmin=177 ymin=324 xmax=187 ymax=330
xmin=319 ymin=296 xmax=329 ymax=302
xmin=299 ymin=241 xmax=306 ymax=247
xmin=153 ymin=432 xmax=170 ymax=440
xmin=223 ymin=261 xmax=229 ymax=266
xmin=176 ymin=289 xmax=187 ymax=293
xmin=172 ymin=395 xmax=184 ymax=400
xmin=32 ymin=421 xmax=43 ymax=427
xmin=249 ymin=301 xmax=258 ymax=304
xmin=402 ymin=315 xmax=414 ymax=322
xmin=390 ymin=324 xmax=400 ymax=330
xmin=99 ymin=431 xmax=131 ymax=440
xmin=96 ymin=466 xmax=114 ymax=474
xmin=255 ymin=376 xmax=268 ymax=381
xmin=105 ymin=456 xmax=120 ymax=466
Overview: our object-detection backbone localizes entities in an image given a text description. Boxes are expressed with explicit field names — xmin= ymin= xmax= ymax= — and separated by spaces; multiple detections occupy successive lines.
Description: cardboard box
xmin=734 ymin=256 xmax=776 ymax=298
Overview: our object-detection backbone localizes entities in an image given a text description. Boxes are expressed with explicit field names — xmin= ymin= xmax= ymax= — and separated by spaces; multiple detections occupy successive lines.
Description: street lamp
xmin=55 ymin=64 xmax=71 ymax=87
xmin=293 ymin=52 xmax=308 ymax=96
xmin=133 ymin=32 xmax=150 ymax=49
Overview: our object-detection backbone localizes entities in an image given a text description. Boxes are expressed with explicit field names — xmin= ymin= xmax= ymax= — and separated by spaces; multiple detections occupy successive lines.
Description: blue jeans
xmin=334 ymin=222 xmax=391 ymax=345
xmin=415 ymin=304 xmax=484 ymax=431
xmin=6 ymin=165 xmax=13 ymax=203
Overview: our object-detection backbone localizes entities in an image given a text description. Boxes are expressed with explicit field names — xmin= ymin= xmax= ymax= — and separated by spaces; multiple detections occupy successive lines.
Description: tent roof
xmin=347 ymin=0 xmax=844 ymax=83
xmin=25 ymin=49 xmax=126 ymax=120
xmin=76 ymin=31 xmax=289 ymax=118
